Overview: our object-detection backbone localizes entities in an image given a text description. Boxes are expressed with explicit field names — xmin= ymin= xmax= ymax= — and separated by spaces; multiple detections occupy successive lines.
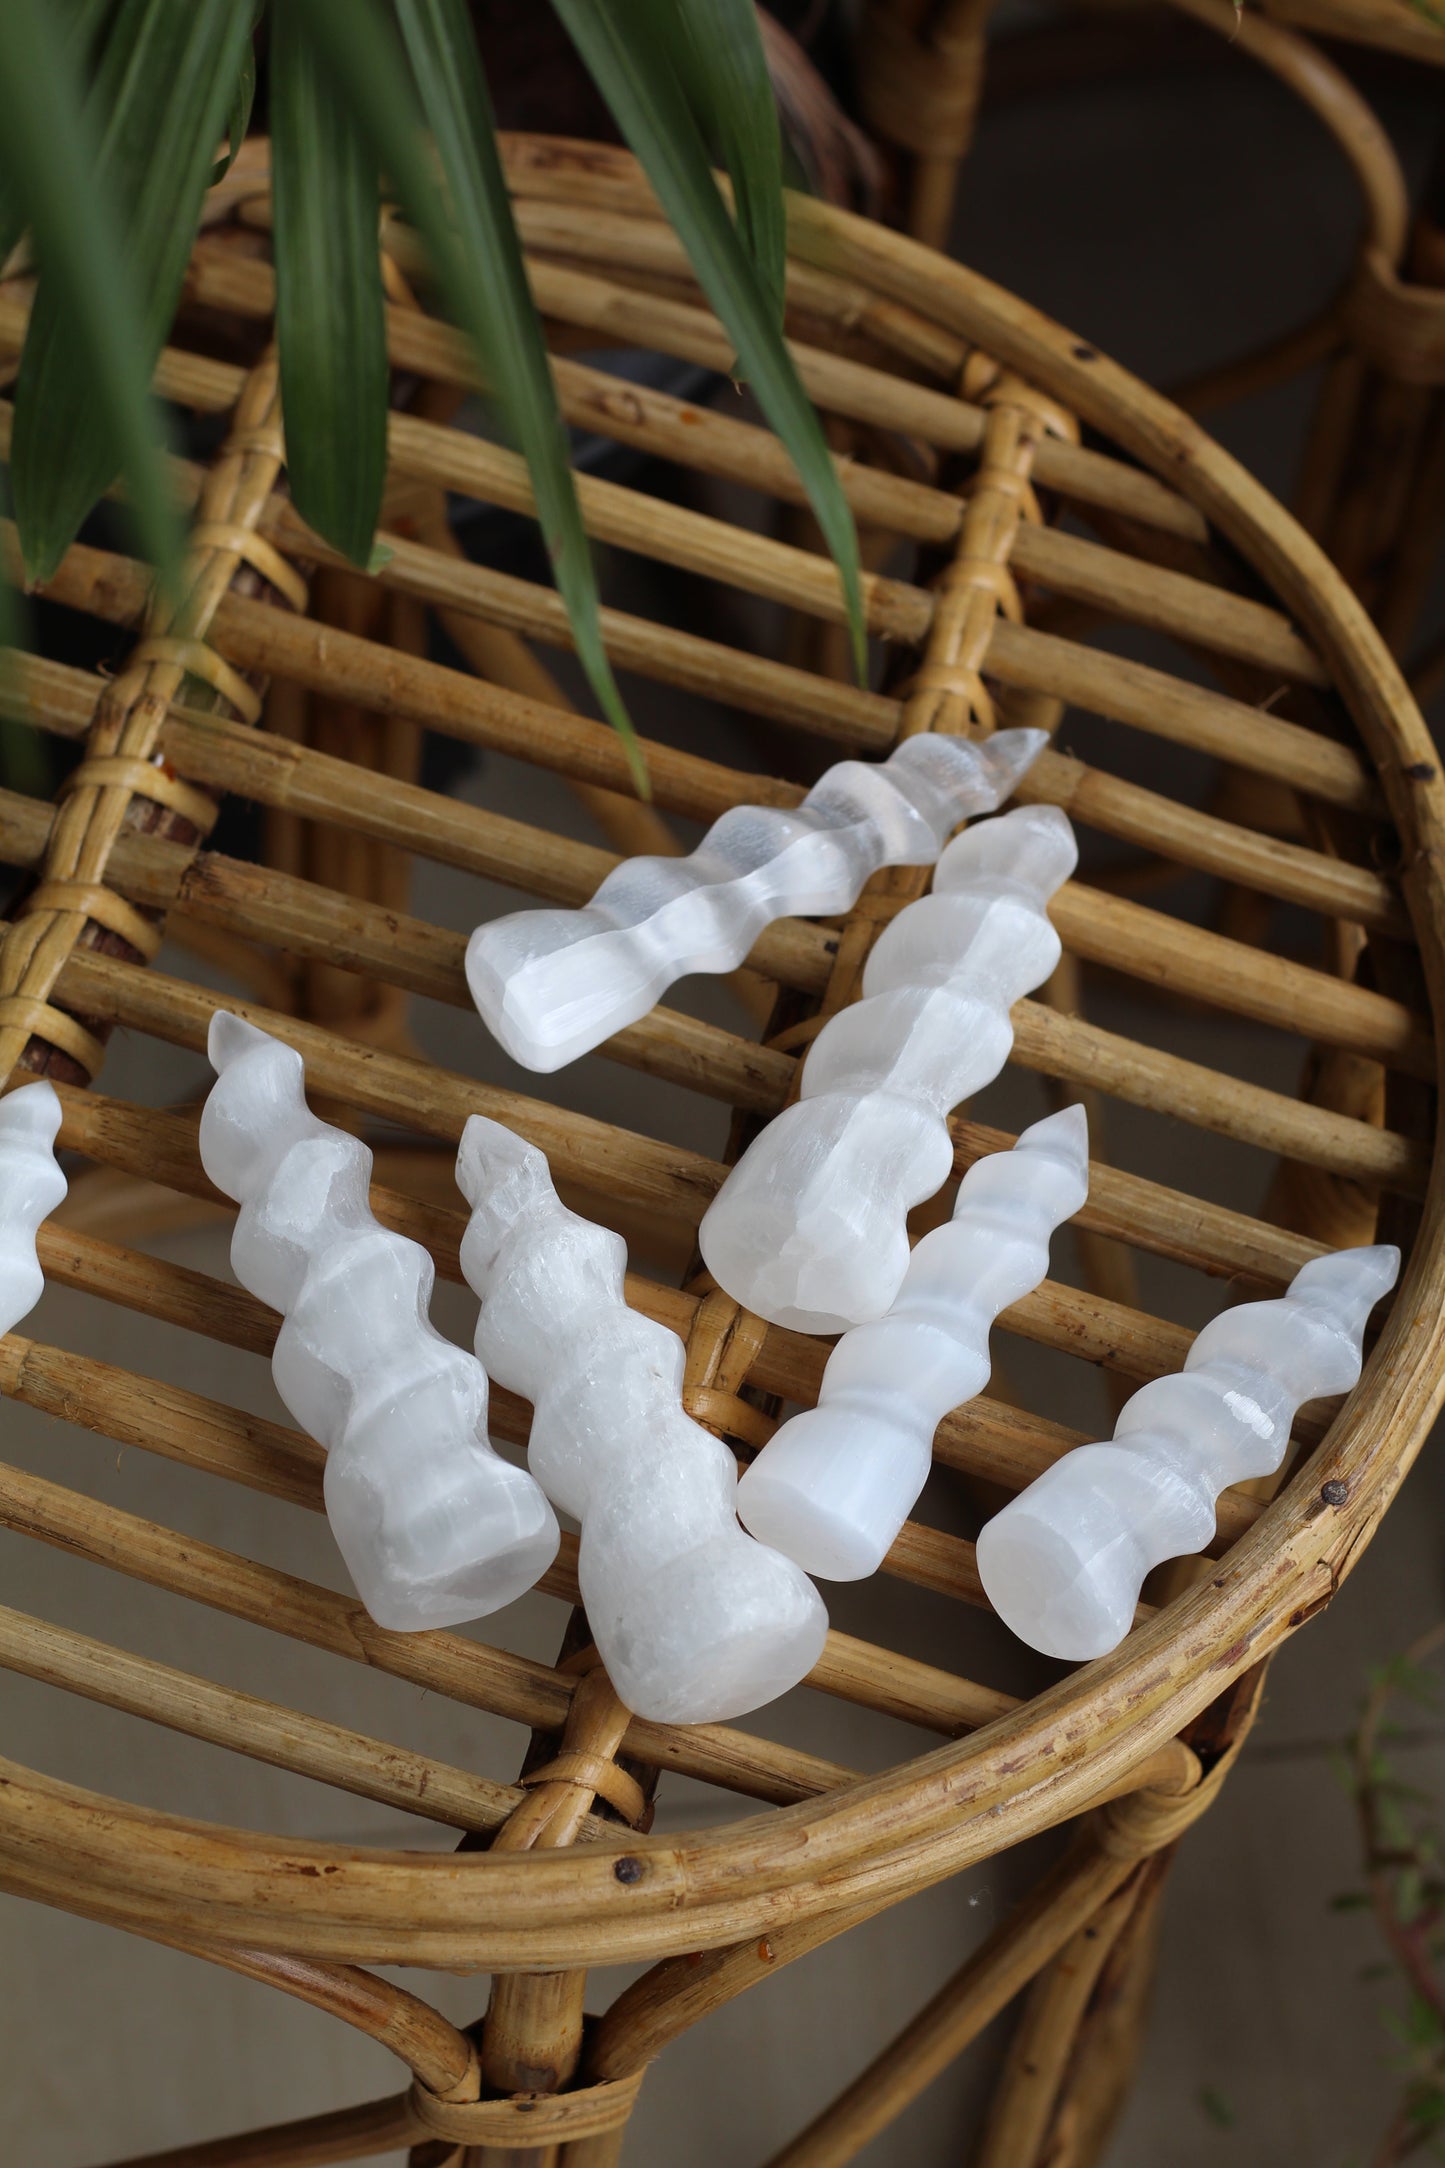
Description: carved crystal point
xmin=467 ymin=727 xmax=1047 ymax=1072
xmin=699 ymin=803 xmax=1079 ymax=1332
xmin=977 ymin=1242 xmax=1401 ymax=1661
xmin=456 ymin=1115 xmax=830 ymax=1723
xmin=0 ymin=1082 xmax=66 ymax=1339
xmin=199 ymin=1014 xmax=559 ymax=1630
xmin=738 ymin=1105 xmax=1089 ymax=1580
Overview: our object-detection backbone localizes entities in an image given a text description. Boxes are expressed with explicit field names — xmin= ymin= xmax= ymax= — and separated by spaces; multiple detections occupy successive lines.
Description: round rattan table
xmin=0 ymin=134 xmax=1442 ymax=2168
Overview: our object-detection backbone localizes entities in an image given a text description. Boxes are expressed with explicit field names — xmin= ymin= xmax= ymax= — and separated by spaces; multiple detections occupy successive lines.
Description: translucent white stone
xmin=467 ymin=727 xmax=1047 ymax=1072
xmin=0 ymin=1082 xmax=66 ymax=1338
xmin=455 ymin=1115 xmax=830 ymax=1723
xmin=737 ymin=1105 xmax=1089 ymax=1580
xmin=976 ymin=1242 xmax=1400 ymax=1660
xmin=199 ymin=1014 xmax=559 ymax=1631
xmin=699 ymin=803 xmax=1079 ymax=1332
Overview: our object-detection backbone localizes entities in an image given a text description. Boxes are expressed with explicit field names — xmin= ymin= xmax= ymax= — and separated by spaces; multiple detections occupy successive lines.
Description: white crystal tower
xmin=738 ymin=1106 xmax=1089 ymax=1580
xmin=977 ymin=1243 xmax=1400 ymax=1661
xmin=467 ymin=728 xmax=1047 ymax=1072
xmin=199 ymin=1015 xmax=559 ymax=1631
xmin=0 ymin=1082 xmax=66 ymax=1337
xmin=455 ymin=1115 xmax=830 ymax=1723
xmin=700 ymin=803 xmax=1079 ymax=1333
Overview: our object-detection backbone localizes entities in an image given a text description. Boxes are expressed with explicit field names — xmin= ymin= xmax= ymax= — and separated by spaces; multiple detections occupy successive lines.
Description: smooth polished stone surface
xmin=0 ymin=1081 xmax=65 ymax=1339
xmin=739 ymin=1105 xmax=1089 ymax=1581
xmin=466 ymin=728 xmax=1047 ymax=1072
xmin=699 ymin=803 xmax=1078 ymax=1332
xmin=456 ymin=1114 xmax=830 ymax=1722
xmin=199 ymin=1015 xmax=558 ymax=1630
xmin=977 ymin=1243 xmax=1401 ymax=1660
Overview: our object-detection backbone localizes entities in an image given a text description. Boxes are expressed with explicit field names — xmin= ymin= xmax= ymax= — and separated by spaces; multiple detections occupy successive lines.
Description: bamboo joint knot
xmin=405 ymin=2063 xmax=647 ymax=2145
xmin=0 ymin=347 xmax=301 ymax=1090
xmin=1345 ymin=246 xmax=1445 ymax=386
xmin=520 ymin=1750 xmax=649 ymax=1829
xmin=680 ymin=1287 xmax=775 ymax=1446
xmin=1093 ymin=1744 xmax=1236 ymax=1861
xmin=897 ymin=367 xmax=1076 ymax=747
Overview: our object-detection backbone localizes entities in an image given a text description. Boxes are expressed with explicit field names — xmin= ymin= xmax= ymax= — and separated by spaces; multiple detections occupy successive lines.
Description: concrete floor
xmin=4 ymin=16 xmax=1445 ymax=2167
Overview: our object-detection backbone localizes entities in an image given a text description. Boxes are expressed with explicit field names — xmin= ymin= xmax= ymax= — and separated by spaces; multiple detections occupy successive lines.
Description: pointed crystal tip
xmin=455 ymin=1114 xmax=544 ymax=1207
xmin=980 ymin=727 xmax=1049 ymax=795
xmin=207 ymin=1009 xmax=276 ymax=1076
xmin=936 ymin=799 xmax=1079 ymax=895
xmin=1297 ymin=1241 xmax=1402 ymax=1311
xmin=1356 ymin=1242 xmax=1401 ymax=1296
xmin=0 ymin=1078 xmax=62 ymax=1144
xmin=1018 ymin=1100 xmax=1089 ymax=1166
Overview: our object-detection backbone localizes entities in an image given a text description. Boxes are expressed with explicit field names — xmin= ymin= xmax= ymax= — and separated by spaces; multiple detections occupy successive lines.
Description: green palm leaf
xmin=9 ymin=0 xmax=253 ymax=589
xmin=669 ymin=0 xmax=786 ymax=325
xmin=0 ymin=0 xmax=119 ymax=268
xmin=271 ymin=6 xmax=388 ymax=568
xmin=292 ymin=0 xmax=648 ymax=794
xmin=550 ymin=0 xmax=865 ymax=678
xmin=210 ymin=36 xmax=258 ymax=191
xmin=1 ymin=0 xmax=864 ymax=758
xmin=0 ymin=0 xmax=196 ymax=593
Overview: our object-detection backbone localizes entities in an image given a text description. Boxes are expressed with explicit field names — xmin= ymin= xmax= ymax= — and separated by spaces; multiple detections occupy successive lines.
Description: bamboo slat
xmin=41 ymin=1067 xmax=1330 ymax=1313
xmin=29 ymin=945 xmax=1409 ymax=1369
xmin=0 ymin=1458 xmax=853 ymax=1809
xmin=270 ymin=209 xmax=1214 ymax=545
xmin=1 ymin=778 xmax=1418 ymax=1200
xmin=26 ymin=1157 xmax=1270 ymax=1554
xmin=0 ymin=1606 xmax=534 ymax=1837
xmin=6 ymin=637 xmax=1408 ymax=938
xmin=183 ymin=243 xmax=1323 ymax=683
xmin=3 ymin=684 xmax=1424 ymax=1197
xmin=0 ymin=414 xmax=1373 ymax=823
xmin=0 ymin=1318 xmax=1041 ymax=1690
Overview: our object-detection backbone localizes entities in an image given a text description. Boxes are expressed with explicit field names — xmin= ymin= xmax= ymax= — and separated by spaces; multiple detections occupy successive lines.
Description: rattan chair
xmin=1 ymin=134 xmax=1442 ymax=2168
xmin=858 ymin=0 xmax=1445 ymax=687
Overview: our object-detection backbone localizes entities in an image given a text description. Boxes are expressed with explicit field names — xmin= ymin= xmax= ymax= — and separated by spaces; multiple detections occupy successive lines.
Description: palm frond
xmin=669 ymin=0 xmax=787 ymax=324
xmin=551 ymin=0 xmax=867 ymax=678
xmin=294 ymin=0 xmax=648 ymax=791
xmin=271 ymin=5 xmax=388 ymax=569
xmin=0 ymin=0 xmax=866 ymax=767
xmin=0 ymin=0 xmax=211 ymax=592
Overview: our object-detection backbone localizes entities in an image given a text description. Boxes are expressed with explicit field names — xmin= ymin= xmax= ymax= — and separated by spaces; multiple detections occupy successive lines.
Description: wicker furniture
xmin=859 ymin=1 xmax=1445 ymax=683
xmin=0 ymin=134 xmax=1442 ymax=2167
xmin=1162 ymin=0 xmax=1445 ymax=681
